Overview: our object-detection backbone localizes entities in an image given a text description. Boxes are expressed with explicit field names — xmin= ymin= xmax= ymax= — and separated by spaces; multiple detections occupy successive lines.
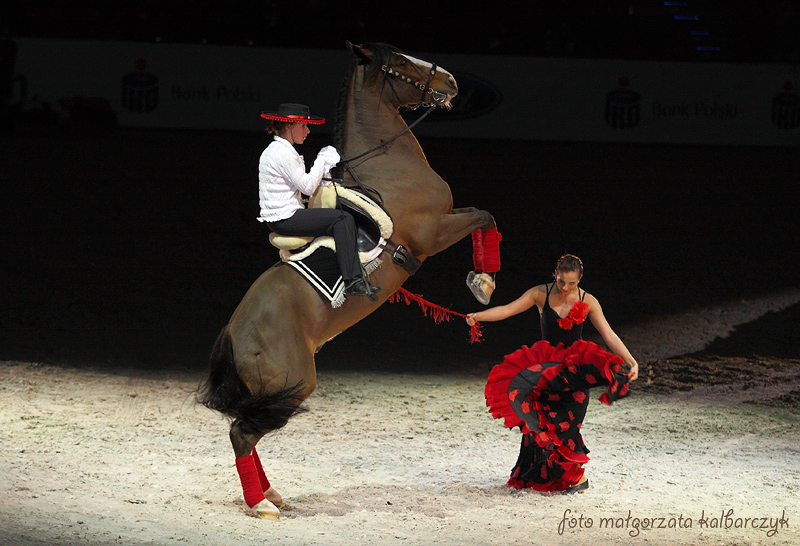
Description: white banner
xmin=11 ymin=38 xmax=800 ymax=146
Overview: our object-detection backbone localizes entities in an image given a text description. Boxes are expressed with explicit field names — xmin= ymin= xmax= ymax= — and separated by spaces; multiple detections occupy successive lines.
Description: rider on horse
xmin=258 ymin=103 xmax=380 ymax=299
xmin=198 ymin=44 xmax=499 ymax=520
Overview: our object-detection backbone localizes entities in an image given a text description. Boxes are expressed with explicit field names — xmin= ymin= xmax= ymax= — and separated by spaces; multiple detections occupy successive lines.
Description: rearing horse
xmin=197 ymin=42 xmax=497 ymax=519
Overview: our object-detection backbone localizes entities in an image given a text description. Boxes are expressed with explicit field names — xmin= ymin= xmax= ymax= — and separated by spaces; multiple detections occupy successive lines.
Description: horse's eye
xmin=399 ymin=60 xmax=407 ymax=66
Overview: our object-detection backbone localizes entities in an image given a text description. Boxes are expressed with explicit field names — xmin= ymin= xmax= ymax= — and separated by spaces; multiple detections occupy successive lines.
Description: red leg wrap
xmin=251 ymin=447 xmax=271 ymax=491
xmin=235 ymin=455 xmax=266 ymax=508
xmin=477 ymin=228 xmax=502 ymax=273
xmin=471 ymin=229 xmax=484 ymax=271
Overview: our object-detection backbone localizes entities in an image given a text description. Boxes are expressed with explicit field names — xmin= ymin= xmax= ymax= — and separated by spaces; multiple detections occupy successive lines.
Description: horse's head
xmin=346 ymin=41 xmax=458 ymax=109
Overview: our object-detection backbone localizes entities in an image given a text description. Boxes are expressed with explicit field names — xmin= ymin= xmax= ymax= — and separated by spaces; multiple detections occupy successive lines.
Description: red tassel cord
xmin=388 ymin=287 xmax=484 ymax=343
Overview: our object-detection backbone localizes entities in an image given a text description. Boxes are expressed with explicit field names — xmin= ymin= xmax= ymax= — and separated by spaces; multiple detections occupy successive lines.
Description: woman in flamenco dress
xmin=467 ymin=254 xmax=639 ymax=494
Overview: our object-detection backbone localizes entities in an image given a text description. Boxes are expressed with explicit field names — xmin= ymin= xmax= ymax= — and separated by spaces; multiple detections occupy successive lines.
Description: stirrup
xmin=345 ymin=277 xmax=380 ymax=302
xmin=466 ymin=271 xmax=495 ymax=305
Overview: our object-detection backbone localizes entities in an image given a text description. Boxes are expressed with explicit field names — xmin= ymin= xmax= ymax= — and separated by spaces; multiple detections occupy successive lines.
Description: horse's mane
xmin=332 ymin=42 xmax=403 ymax=151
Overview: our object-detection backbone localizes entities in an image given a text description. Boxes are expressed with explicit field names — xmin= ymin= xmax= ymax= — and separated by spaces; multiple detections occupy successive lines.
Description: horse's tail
xmin=196 ymin=325 xmax=308 ymax=436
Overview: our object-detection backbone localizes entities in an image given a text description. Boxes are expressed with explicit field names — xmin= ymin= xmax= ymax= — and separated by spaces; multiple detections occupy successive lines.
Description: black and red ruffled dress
xmin=484 ymin=285 xmax=631 ymax=492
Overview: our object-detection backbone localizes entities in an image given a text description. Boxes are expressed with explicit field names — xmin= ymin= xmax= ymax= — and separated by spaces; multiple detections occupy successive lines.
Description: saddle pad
xmin=285 ymin=247 xmax=347 ymax=308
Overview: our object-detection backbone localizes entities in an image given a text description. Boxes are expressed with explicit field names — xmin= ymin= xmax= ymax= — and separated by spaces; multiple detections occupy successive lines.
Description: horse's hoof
xmin=249 ymin=499 xmax=281 ymax=520
xmin=466 ymin=271 xmax=495 ymax=305
xmin=264 ymin=486 xmax=283 ymax=507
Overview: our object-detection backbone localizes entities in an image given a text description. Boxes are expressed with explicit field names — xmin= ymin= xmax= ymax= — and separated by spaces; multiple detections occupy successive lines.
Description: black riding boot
xmin=344 ymin=276 xmax=380 ymax=301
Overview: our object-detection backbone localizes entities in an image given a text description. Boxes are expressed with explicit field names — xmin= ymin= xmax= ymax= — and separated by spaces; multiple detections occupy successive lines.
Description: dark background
xmin=1 ymin=2 xmax=799 ymax=373
xmin=3 ymin=1 xmax=799 ymax=64
xmin=2 ymin=128 xmax=798 ymax=372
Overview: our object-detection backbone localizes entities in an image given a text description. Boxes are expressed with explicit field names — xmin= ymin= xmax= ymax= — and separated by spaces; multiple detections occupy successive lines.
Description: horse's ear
xmin=346 ymin=41 xmax=374 ymax=63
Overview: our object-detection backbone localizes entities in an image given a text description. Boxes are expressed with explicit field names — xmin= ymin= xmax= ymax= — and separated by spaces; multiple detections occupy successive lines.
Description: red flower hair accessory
xmin=557 ymin=300 xmax=589 ymax=330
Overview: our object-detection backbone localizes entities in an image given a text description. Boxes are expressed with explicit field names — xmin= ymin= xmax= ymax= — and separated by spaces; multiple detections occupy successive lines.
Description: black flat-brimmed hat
xmin=260 ymin=103 xmax=325 ymax=124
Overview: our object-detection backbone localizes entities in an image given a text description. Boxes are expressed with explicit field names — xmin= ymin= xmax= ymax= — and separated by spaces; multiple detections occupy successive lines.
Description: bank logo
xmin=121 ymin=59 xmax=159 ymax=114
xmin=605 ymin=76 xmax=640 ymax=129
xmin=771 ymin=81 xmax=799 ymax=130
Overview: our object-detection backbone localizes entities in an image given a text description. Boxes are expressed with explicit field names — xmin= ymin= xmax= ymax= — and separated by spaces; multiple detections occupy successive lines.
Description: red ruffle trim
xmin=565 ymin=339 xmax=629 ymax=405
xmin=484 ymin=341 xmax=568 ymax=430
xmin=507 ymin=461 xmax=585 ymax=492
xmin=485 ymin=339 xmax=627 ymax=464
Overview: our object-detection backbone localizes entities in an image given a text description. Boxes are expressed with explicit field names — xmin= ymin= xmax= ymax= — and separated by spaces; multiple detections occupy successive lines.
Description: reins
xmin=319 ymin=48 xmax=459 ymax=282
xmin=340 ymin=105 xmax=435 ymax=165
xmin=331 ymin=106 xmax=431 ymax=205
xmin=333 ymin=54 xmax=447 ymax=204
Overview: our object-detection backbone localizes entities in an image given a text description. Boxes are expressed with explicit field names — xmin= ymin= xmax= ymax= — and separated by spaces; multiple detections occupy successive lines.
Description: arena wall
xmin=10 ymin=38 xmax=800 ymax=146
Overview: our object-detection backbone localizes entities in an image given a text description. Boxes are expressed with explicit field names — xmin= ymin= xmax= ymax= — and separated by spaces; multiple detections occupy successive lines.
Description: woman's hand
xmin=466 ymin=313 xmax=479 ymax=326
xmin=627 ymin=361 xmax=639 ymax=381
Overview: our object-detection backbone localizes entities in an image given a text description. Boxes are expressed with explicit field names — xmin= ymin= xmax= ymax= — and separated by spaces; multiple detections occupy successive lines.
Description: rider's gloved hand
xmin=316 ymin=146 xmax=341 ymax=187
xmin=317 ymin=146 xmax=340 ymax=168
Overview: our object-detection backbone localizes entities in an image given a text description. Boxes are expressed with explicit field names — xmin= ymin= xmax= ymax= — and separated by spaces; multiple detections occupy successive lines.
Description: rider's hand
xmin=318 ymin=146 xmax=340 ymax=166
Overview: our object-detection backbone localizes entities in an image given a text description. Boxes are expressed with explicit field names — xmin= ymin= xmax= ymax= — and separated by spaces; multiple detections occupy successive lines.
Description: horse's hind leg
xmin=230 ymin=424 xmax=283 ymax=520
xmin=231 ymin=428 xmax=282 ymax=505
xmin=252 ymin=446 xmax=283 ymax=507
xmin=226 ymin=358 xmax=315 ymax=519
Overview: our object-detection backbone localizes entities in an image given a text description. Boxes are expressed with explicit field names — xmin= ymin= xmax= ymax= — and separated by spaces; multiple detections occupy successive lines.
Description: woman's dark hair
xmin=555 ymin=254 xmax=583 ymax=277
xmin=266 ymin=121 xmax=289 ymax=136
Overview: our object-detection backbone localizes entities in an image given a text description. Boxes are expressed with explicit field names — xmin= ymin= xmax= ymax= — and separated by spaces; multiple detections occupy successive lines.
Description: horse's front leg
xmin=421 ymin=208 xmax=501 ymax=304
xmin=451 ymin=207 xmax=484 ymax=215
xmin=423 ymin=208 xmax=495 ymax=254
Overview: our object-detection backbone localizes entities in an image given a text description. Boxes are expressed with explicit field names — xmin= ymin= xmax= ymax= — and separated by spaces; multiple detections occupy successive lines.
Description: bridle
xmin=347 ymin=52 xmax=451 ymax=164
xmin=380 ymin=61 xmax=451 ymax=107
xmin=323 ymin=51 xmax=452 ymax=274
xmin=335 ymin=53 xmax=451 ymax=203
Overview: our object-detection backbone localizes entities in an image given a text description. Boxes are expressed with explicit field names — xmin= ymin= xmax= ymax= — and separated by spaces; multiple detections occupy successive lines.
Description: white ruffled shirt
xmin=257 ymin=136 xmax=340 ymax=222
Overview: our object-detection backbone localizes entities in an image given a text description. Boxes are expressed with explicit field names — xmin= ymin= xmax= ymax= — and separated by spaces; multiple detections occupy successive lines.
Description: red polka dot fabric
xmin=485 ymin=340 xmax=630 ymax=492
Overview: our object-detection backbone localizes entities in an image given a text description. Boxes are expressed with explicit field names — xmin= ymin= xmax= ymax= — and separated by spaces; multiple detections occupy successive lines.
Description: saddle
xmin=269 ymin=183 xmax=393 ymax=268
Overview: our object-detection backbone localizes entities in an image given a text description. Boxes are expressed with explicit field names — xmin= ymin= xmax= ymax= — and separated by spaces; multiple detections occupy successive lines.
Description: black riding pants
xmin=266 ymin=208 xmax=361 ymax=281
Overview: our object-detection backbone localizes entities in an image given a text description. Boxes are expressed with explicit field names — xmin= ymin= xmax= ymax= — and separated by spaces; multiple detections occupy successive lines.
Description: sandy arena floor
xmin=2 ymin=290 xmax=799 ymax=546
